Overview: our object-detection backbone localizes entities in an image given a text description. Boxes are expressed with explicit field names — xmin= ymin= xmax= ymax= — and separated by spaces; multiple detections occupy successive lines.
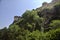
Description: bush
xmin=45 ymin=28 xmax=60 ymax=40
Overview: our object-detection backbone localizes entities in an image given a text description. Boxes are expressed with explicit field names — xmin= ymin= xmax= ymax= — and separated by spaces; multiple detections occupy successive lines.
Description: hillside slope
xmin=0 ymin=0 xmax=60 ymax=40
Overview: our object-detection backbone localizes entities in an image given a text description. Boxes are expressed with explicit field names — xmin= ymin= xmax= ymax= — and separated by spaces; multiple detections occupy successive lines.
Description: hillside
xmin=0 ymin=0 xmax=60 ymax=40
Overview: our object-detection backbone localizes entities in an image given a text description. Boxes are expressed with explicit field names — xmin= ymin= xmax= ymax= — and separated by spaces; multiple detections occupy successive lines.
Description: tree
xmin=18 ymin=10 xmax=42 ymax=31
xmin=0 ymin=27 xmax=8 ymax=40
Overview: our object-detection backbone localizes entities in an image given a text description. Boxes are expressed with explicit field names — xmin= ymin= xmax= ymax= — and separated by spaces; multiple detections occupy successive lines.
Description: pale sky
xmin=0 ymin=0 xmax=52 ymax=29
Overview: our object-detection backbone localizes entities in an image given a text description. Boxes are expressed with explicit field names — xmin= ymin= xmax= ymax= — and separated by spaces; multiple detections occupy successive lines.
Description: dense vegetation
xmin=0 ymin=2 xmax=60 ymax=40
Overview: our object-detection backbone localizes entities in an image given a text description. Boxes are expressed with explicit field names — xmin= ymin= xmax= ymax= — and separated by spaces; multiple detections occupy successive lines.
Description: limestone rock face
xmin=52 ymin=0 xmax=60 ymax=3
xmin=36 ymin=0 xmax=60 ymax=12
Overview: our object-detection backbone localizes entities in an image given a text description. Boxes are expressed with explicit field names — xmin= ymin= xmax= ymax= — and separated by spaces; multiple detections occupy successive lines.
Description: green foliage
xmin=15 ymin=10 xmax=43 ymax=31
xmin=45 ymin=28 xmax=60 ymax=40
xmin=8 ymin=25 xmax=21 ymax=40
xmin=50 ymin=20 xmax=60 ymax=29
xmin=23 ymin=30 xmax=45 ymax=40
xmin=29 ymin=30 xmax=41 ymax=40
xmin=0 ymin=27 xmax=8 ymax=40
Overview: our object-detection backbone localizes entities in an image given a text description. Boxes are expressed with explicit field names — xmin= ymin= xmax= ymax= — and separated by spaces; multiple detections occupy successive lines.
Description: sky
xmin=0 ymin=0 xmax=52 ymax=29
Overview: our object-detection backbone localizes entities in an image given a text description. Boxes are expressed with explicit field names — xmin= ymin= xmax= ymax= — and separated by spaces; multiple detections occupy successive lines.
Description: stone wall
xmin=14 ymin=16 xmax=21 ymax=21
xmin=42 ymin=2 xmax=49 ymax=6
